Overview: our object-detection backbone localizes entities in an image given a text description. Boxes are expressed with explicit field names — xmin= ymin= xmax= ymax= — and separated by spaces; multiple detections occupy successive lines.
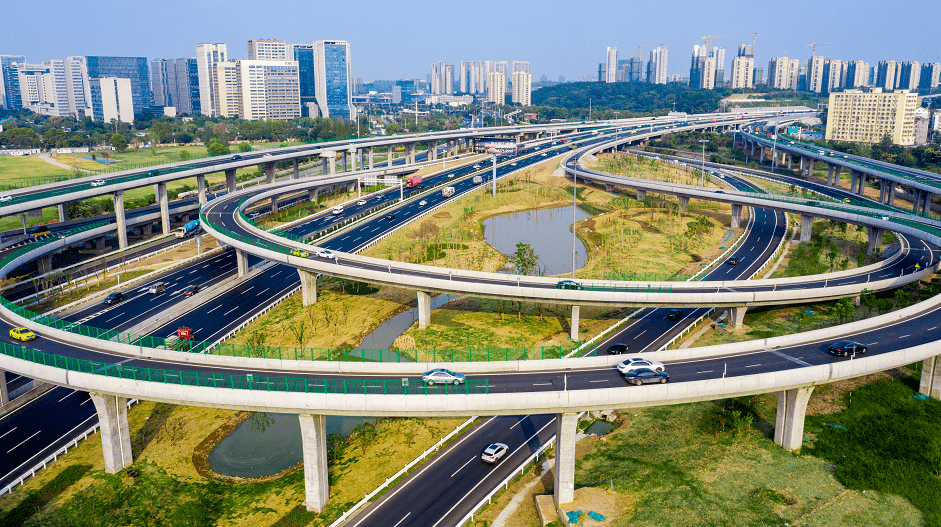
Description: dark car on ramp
xmin=828 ymin=340 xmax=867 ymax=357
xmin=104 ymin=292 xmax=123 ymax=304
xmin=727 ymin=256 xmax=741 ymax=265
xmin=666 ymin=308 xmax=682 ymax=320
xmin=624 ymin=368 xmax=670 ymax=386
xmin=606 ymin=343 xmax=628 ymax=355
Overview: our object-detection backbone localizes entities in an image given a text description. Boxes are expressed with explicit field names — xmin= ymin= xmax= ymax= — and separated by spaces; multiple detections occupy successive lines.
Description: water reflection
xmin=483 ymin=206 xmax=590 ymax=276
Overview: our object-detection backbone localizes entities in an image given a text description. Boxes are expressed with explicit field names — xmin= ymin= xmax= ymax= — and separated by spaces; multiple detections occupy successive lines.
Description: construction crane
xmin=701 ymin=35 xmax=730 ymax=51
xmin=806 ymin=42 xmax=835 ymax=57
xmin=751 ymin=32 xmax=758 ymax=55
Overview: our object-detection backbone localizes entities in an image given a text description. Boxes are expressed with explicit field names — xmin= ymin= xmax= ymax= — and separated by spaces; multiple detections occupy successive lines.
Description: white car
xmin=473 ymin=164 xmax=481 ymax=169
xmin=0 ymin=196 xmax=11 ymax=203
xmin=481 ymin=443 xmax=509 ymax=464
xmin=447 ymin=173 xmax=455 ymax=179
xmin=419 ymin=200 xmax=427 ymax=206
xmin=541 ymin=153 xmax=547 ymax=157
xmin=357 ymin=200 xmax=367 ymax=206
xmin=263 ymin=153 xmax=272 ymax=158
xmin=616 ymin=357 xmax=665 ymax=374
xmin=91 ymin=179 xmax=106 ymax=187
xmin=315 ymin=249 xmax=335 ymax=259
xmin=332 ymin=206 xmax=344 ymax=215
xmin=511 ymin=162 xmax=517 ymax=166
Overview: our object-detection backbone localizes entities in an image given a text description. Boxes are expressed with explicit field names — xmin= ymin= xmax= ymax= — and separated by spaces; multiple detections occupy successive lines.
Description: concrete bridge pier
xmin=309 ymin=188 xmax=319 ymax=204
xmin=677 ymin=196 xmax=690 ymax=210
xmin=368 ymin=147 xmax=375 ymax=169
xmin=154 ymin=182 xmax=170 ymax=235
xmin=342 ymin=151 xmax=348 ymax=172
xmin=265 ymin=163 xmax=278 ymax=213
xmin=799 ymin=214 xmax=814 ymax=242
xmin=729 ymin=306 xmax=747 ymax=326
xmin=293 ymin=159 xmax=300 ymax=180
xmin=759 ymin=146 xmax=765 ymax=163
xmin=919 ymin=355 xmax=941 ymax=399
xmin=857 ymin=173 xmax=867 ymax=196
xmin=867 ymin=227 xmax=884 ymax=256
xmin=730 ymin=204 xmax=742 ymax=229
xmin=357 ymin=148 xmax=365 ymax=170
xmin=554 ymin=412 xmax=578 ymax=506
xmin=417 ymin=291 xmax=431 ymax=329
xmin=236 ymin=249 xmax=249 ymax=277
xmin=849 ymin=171 xmax=858 ymax=194
xmin=93 ymin=236 xmax=106 ymax=250
xmin=299 ymin=414 xmax=330 ymax=512
xmin=38 ymin=254 xmax=53 ymax=274
xmin=113 ymin=190 xmax=128 ymax=249
xmin=886 ymin=181 xmax=896 ymax=206
xmin=787 ymin=155 xmax=792 ymax=171
xmin=826 ymin=164 xmax=834 ymax=186
xmin=321 ymin=156 xmax=329 ymax=175
xmin=636 ymin=190 xmax=646 ymax=201
xmin=387 ymin=146 xmax=394 ymax=168
xmin=0 ymin=369 xmax=8 ymax=405
xmin=429 ymin=141 xmax=437 ymax=161
xmin=225 ymin=169 xmax=237 ymax=193
xmin=774 ymin=387 xmax=814 ymax=452
xmin=58 ymin=203 xmax=68 ymax=223
xmin=89 ymin=393 xmax=133 ymax=473
xmin=299 ymin=270 xmax=317 ymax=305
xmin=197 ymin=175 xmax=207 ymax=207
xmin=798 ymin=156 xmax=806 ymax=176
xmin=570 ymin=305 xmax=580 ymax=340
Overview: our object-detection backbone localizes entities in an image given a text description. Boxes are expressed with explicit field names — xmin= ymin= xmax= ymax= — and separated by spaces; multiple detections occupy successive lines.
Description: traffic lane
xmin=350 ymin=414 xmax=555 ymax=527
xmin=3 ymin=370 xmax=32 ymax=394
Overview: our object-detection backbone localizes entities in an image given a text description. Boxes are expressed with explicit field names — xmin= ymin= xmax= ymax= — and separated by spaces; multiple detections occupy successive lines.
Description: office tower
xmin=0 ymin=55 xmax=26 ymax=110
xmin=512 ymin=70 xmax=531 ymax=106
xmin=768 ymin=56 xmax=800 ymax=90
xmin=445 ymin=64 xmax=454 ymax=94
xmin=196 ymin=43 xmax=227 ymax=116
xmin=605 ymin=47 xmax=617 ymax=83
xmin=167 ymin=58 xmax=200 ymax=115
xmin=247 ymin=39 xmax=288 ymax=61
xmin=920 ymin=63 xmax=940 ymax=91
xmin=821 ymin=59 xmax=843 ymax=93
xmin=826 ymin=87 xmax=919 ymax=145
xmin=876 ymin=60 xmax=897 ymax=90
xmin=753 ymin=66 xmax=764 ymax=85
xmin=898 ymin=62 xmax=921 ymax=91
xmin=16 ymin=61 xmax=69 ymax=116
xmin=558 ymin=75 xmax=565 ymax=83
xmin=512 ymin=61 xmax=530 ymax=74
xmin=711 ymin=47 xmax=725 ymax=86
xmin=689 ymin=45 xmax=714 ymax=89
xmin=291 ymin=44 xmax=316 ymax=116
xmin=844 ymin=61 xmax=869 ymax=88
xmin=459 ymin=61 xmax=472 ymax=93
xmin=646 ymin=46 xmax=668 ymax=84
xmin=235 ymin=60 xmax=300 ymax=120
xmin=150 ymin=59 xmax=173 ymax=107
xmin=487 ymin=72 xmax=505 ymax=103
xmin=89 ymin=77 xmax=134 ymax=123
xmin=64 ymin=56 xmax=91 ymax=117
xmin=806 ymin=55 xmax=827 ymax=93
xmin=598 ymin=63 xmax=606 ymax=82
xmin=213 ymin=61 xmax=241 ymax=118
xmin=730 ymin=56 xmax=754 ymax=89
xmin=83 ymin=56 xmax=151 ymax=116
xmin=313 ymin=40 xmax=353 ymax=120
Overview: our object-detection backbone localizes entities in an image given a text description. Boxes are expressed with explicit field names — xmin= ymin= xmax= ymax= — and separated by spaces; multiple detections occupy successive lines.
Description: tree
xmin=178 ymin=149 xmax=191 ymax=162
xmin=238 ymin=142 xmax=252 ymax=153
xmin=352 ymin=422 xmax=377 ymax=455
xmin=509 ymin=242 xmax=539 ymax=276
xmin=289 ymin=320 xmax=307 ymax=346
xmin=833 ymin=297 xmax=856 ymax=324
xmin=110 ymin=133 xmax=128 ymax=153
xmin=859 ymin=288 xmax=877 ymax=316
xmin=150 ymin=122 xmax=172 ymax=144
xmin=207 ymin=138 xmax=229 ymax=156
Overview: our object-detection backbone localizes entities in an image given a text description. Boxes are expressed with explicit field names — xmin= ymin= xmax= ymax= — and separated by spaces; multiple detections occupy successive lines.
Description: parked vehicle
xmin=104 ymin=292 xmax=124 ymax=304
xmin=828 ymin=340 xmax=867 ymax=357
xmin=442 ymin=187 xmax=455 ymax=198
xmin=174 ymin=220 xmax=200 ymax=238
xmin=421 ymin=368 xmax=465 ymax=385
xmin=481 ymin=443 xmax=509 ymax=464
xmin=9 ymin=327 xmax=36 ymax=342
xmin=147 ymin=282 xmax=166 ymax=294
xmin=406 ymin=175 xmax=422 ymax=188
xmin=472 ymin=175 xmax=483 ymax=185
xmin=623 ymin=368 xmax=670 ymax=386
xmin=616 ymin=357 xmax=665 ymax=374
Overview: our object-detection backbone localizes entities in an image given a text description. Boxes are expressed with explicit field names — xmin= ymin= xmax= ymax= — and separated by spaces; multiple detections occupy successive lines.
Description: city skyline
xmin=2 ymin=0 xmax=938 ymax=83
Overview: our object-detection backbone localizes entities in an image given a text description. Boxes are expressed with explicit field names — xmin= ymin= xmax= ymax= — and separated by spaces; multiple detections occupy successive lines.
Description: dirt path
xmin=38 ymin=154 xmax=94 ymax=173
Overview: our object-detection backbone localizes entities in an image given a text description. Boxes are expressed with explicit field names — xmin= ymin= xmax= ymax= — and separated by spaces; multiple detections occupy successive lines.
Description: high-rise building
xmin=617 ymin=57 xmax=643 ymax=82
xmin=825 ymin=87 xmax=920 ymax=145
xmin=605 ymin=47 xmax=617 ymax=83
xmin=196 ymin=43 xmax=227 ymax=117
xmin=444 ymin=64 xmax=454 ymax=94
xmin=689 ymin=45 xmax=714 ymax=89
xmin=730 ymin=56 xmax=754 ymax=89
xmin=172 ymin=58 xmax=200 ymax=115
xmin=647 ymin=46 xmax=668 ymax=84
xmin=512 ymin=70 xmax=531 ymax=106
xmin=512 ymin=61 xmax=530 ymax=74
xmin=598 ymin=63 xmax=606 ymax=82
xmin=738 ymin=44 xmax=755 ymax=58
xmin=711 ymin=47 xmax=725 ymax=86
xmin=247 ymin=39 xmax=288 ymax=61
xmin=84 ymin=56 xmax=151 ymax=116
xmin=313 ymin=40 xmax=353 ymax=120
xmin=821 ymin=59 xmax=843 ymax=93
xmin=844 ymin=61 xmax=869 ymax=88
xmin=459 ymin=61 xmax=473 ymax=93
xmin=64 ymin=56 xmax=91 ymax=118
xmin=16 ymin=61 xmax=70 ymax=116
xmin=0 ymin=55 xmax=26 ymax=110
xmin=487 ymin=72 xmax=505 ymax=104
xmin=768 ymin=56 xmax=800 ymax=90
xmin=89 ymin=77 xmax=134 ymax=123
xmin=558 ymin=75 xmax=565 ymax=83
xmin=236 ymin=60 xmax=300 ymax=120
xmin=494 ymin=61 xmax=509 ymax=92
xmin=806 ymin=55 xmax=827 ymax=93
xmin=214 ymin=61 xmax=241 ymax=118
xmin=876 ymin=60 xmax=897 ymax=90
xmin=150 ymin=59 xmax=173 ymax=107
xmin=919 ymin=63 xmax=940 ymax=91
xmin=292 ymin=44 xmax=316 ymax=116
xmin=898 ymin=61 xmax=921 ymax=91
xmin=753 ymin=66 xmax=764 ymax=86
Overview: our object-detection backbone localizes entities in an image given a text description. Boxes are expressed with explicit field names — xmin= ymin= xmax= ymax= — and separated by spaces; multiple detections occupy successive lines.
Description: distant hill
xmin=531 ymin=82 xmax=728 ymax=115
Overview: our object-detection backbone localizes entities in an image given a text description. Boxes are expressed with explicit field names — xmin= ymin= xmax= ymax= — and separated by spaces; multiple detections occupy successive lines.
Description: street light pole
xmin=771 ymin=122 xmax=779 ymax=172
xmin=698 ymin=139 xmax=709 ymax=187
xmin=572 ymin=155 xmax=577 ymax=278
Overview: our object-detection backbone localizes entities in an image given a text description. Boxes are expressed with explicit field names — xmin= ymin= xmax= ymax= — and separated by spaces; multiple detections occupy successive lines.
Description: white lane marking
xmin=243 ymin=286 xmax=254 ymax=293
xmin=532 ymin=383 xmax=552 ymax=386
xmin=589 ymin=379 xmax=609 ymax=383
xmin=7 ymin=429 xmax=42 ymax=453
xmin=930 ymin=327 xmax=938 ymax=331
xmin=58 ymin=390 xmax=77 ymax=403
xmin=636 ymin=330 xmax=646 ymax=338
xmin=769 ymin=350 xmax=813 ymax=367
xmin=207 ymin=305 xmax=222 ymax=313
xmin=697 ymin=370 xmax=713 ymax=374
xmin=223 ymin=306 xmax=240 ymax=316
xmin=745 ymin=363 xmax=762 ymax=368
xmin=0 ymin=427 xmax=16 ymax=440
xmin=258 ymin=288 xmax=270 ymax=295
xmin=868 ymin=342 xmax=878 ymax=345
xmin=900 ymin=335 xmax=910 ymax=339
xmin=509 ymin=416 xmax=530 ymax=430
xmin=80 ymin=398 xmax=91 ymax=405
xmin=450 ymin=456 xmax=475 ymax=478
xmin=393 ymin=513 xmax=411 ymax=527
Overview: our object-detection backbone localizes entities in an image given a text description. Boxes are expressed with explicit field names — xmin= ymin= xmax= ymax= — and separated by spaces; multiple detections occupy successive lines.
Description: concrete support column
xmin=570 ymin=305 xmax=580 ymax=340
xmin=849 ymin=171 xmax=858 ymax=193
xmin=867 ymin=226 xmax=884 ymax=256
xmin=309 ymin=188 xmax=319 ymax=204
xmin=799 ymin=156 xmax=806 ymax=175
xmin=787 ymin=154 xmax=792 ymax=170
xmin=329 ymin=156 xmax=337 ymax=175
xmin=387 ymin=146 xmax=393 ymax=167
xmin=236 ymin=249 xmax=249 ymax=277
xmin=0 ymin=370 xmax=7 ymax=405
xmin=407 ymin=143 xmax=415 ymax=165
xmin=94 ymin=236 xmax=106 ymax=250
xmin=57 ymin=203 xmax=68 ymax=223
xmin=554 ymin=412 xmax=578 ymax=506
xmin=357 ymin=149 xmax=364 ymax=170
xmin=729 ymin=306 xmax=747 ymax=326
xmin=293 ymin=159 xmax=300 ymax=180
xmin=774 ymin=387 xmax=814 ymax=452
xmin=730 ymin=204 xmax=742 ymax=229
xmin=298 ymin=414 xmax=329 ymax=512
xmin=321 ymin=157 xmax=328 ymax=175
xmin=417 ymin=291 xmax=431 ymax=329
xmin=368 ymin=147 xmax=374 ymax=169
xmin=832 ymin=166 xmax=841 ymax=187
xmin=826 ymin=164 xmax=834 ymax=186
xmin=225 ymin=169 xmax=237 ymax=193
xmin=805 ymin=157 xmax=814 ymax=177
xmin=636 ymin=190 xmax=646 ymax=201
xmin=887 ymin=181 xmax=896 ymax=206
xmin=759 ymin=146 xmax=765 ymax=163
xmin=799 ymin=214 xmax=813 ymax=242
xmin=38 ymin=254 xmax=53 ymax=274
xmin=919 ymin=355 xmax=941 ymax=399
xmin=264 ymin=163 xmax=278 ymax=213
xmin=429 ymin=141 xmax=437 ymax=161
xmin=923 ymin=191 xmax=933 ymax=214
xmin=299 ymin=269 xmax=317 ymax=306
xmin=155 ymin=183 xmax=169 ymax=235
xmin=342 ymin=151 xmax=348 ymax=172
xmin=113 ymin=190 xmax=128 ymax=249
xmin=197 ymin=175 xmax=207 ymax=207
xmin=857 ymin=173 xmax=867 ymax=196
xmin=677 ymin=196 xmax=690 ymax=210
xmin=89 ymin=393 xmax=132 ymax=473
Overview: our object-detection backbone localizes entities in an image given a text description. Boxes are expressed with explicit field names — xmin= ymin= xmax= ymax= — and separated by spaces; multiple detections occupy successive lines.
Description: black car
xmin=230 ymin=154 xmax=242 ymax=160
xmin=103 ymin=292 xmax=123 ymax=304
xmin=624 ymin=368 xmax=670 ymax=386
xmin=606 ymin=343 xmax=628 ymax=355
xmin=386 ymin=214 xmax=396 ymax=221
xmin=727 ymin=256 xmax=740 ymax=265
xmin=828 ymin=340 xmax=867 ymax=357
xmin=666 ymin=308 xmax=682 ymax=320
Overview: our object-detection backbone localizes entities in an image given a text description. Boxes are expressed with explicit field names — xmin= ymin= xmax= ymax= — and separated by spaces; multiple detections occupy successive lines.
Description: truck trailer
xmin=174 ymin=220 xmax=200 ymax=238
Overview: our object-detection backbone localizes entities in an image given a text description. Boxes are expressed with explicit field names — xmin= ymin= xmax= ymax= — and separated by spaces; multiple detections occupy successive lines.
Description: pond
xmin=209 ymin=413 xmax=373 ymax=478
xmin=482 ymin=206 xmax=590 ymax=276
xmin=357 ymin=294 xmax=459 ymax=355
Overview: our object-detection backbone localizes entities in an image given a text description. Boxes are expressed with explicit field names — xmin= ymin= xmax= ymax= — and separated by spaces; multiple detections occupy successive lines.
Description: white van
xmin=332 ymin=206 xmax=344 ymax=215
xmin=147 ymin=282 xmax=166 ymax=294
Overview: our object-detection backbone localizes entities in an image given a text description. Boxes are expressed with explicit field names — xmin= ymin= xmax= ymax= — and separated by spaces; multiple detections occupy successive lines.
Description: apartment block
xmin=512 ymin=70 xmax=531 ymax=106
xmin=196 ymin=43 xmax=227 ymax=117
xmin=487 ymin=71 xmax=505 ymax=103
xmin=247 ymin=39 xmax=288 ymax=61
xmin=825 ymin=87 xmax=920 ymax=145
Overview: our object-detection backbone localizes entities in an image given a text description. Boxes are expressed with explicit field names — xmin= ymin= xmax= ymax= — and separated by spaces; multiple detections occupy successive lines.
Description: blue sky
xmin=3 ymin=0 xmax=939 ymax=81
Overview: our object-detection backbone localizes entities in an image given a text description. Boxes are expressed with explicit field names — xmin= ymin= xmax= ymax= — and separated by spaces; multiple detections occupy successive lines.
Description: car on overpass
xmin=623 ymin=368 xmax=670 ymax=386
xmin=290 ymin=248 xmax=310 ymax=258
xmin=616 ymin=357 xmax=665 ymax=374
xmin=828 ymin=340 xmax=867 ymax=357
xmin=606 ymin=343 xmax=628 ymax=355
xmin=666 ymin=309 xmax=683 ymax=320
xmin=421 ymin=368 xmax=465 ymax=386
xmin=556 ymin=280 xmax=582 ymax=290
xmin=103 ymin=292 xmax=123 ymax=304
xmin=91 ymin=179 xmax=106 ymax=187
xmin=315 ymin=249 xmax=335 ymax=259
xmin=9 ymin=327 xmax=37 ymax=341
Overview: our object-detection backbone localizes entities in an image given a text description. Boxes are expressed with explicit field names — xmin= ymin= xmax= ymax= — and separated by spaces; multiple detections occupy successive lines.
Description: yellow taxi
xmin=290 ymin=248 xmax=310 ymax=258
xmin=843 ymin=198 xmax=851 ymax=203
xmin=9 ymin=327 xmax=36 ymax=341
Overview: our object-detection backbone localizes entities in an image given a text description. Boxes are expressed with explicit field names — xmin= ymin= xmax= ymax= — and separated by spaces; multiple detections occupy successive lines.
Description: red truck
xmin=406 ymin=174 xmax=422 ymax=188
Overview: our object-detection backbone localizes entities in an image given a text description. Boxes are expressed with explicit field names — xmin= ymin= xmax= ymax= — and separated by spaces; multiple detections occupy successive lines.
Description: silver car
xmin=481 ymin=443 xmax=509 ymax=464
xmin=421 ymin=368 xmax=465 ymax=385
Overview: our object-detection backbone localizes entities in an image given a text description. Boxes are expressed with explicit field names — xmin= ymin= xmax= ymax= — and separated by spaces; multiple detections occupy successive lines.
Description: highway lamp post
xmin=572 ymin=156 xmax=578 ymax=278
xmin=699 ymin=139 xmax=709 ymax=187
xmin=491 ymin=152 xmax=497 ymax=197
xmin=771 ymin=123 xmax=779 ymax=172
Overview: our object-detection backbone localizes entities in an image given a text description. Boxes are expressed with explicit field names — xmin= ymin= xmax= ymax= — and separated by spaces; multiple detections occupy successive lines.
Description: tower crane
xmin=702 ymin=35 xmax=730 ymax=51
xmin=806 ymin=42 xmax=835 ymax=57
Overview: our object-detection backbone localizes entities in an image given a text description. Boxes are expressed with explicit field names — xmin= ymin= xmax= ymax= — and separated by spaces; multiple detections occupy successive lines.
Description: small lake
xmin=483 ymin=206 xmax=590 ymax=276
xmin=209 ymin=413 xmax=373 ymax=478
